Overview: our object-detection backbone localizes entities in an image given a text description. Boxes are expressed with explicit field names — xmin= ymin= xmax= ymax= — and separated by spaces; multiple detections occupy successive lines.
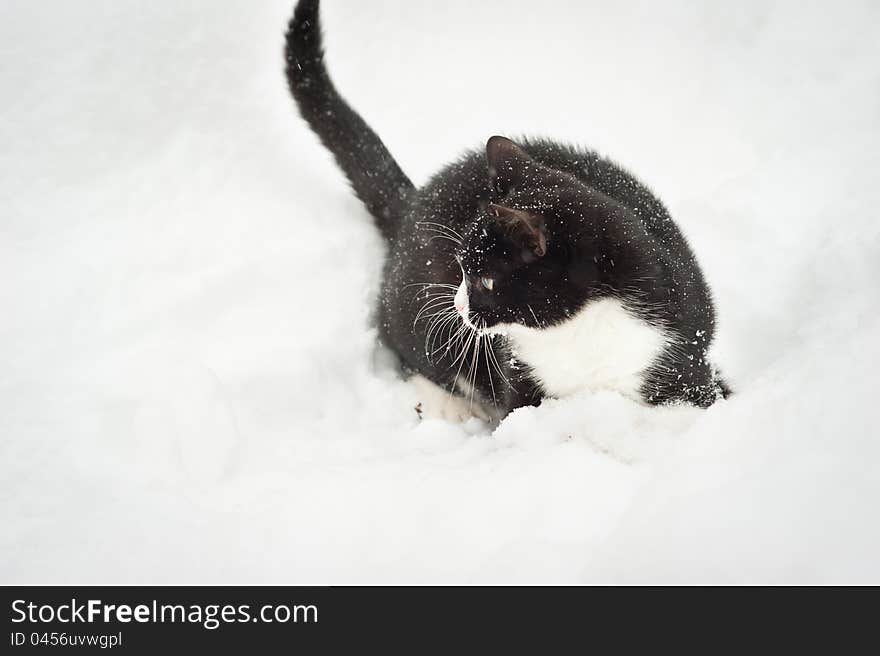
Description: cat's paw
xmin=410 ymin=375 xmax=489 ymax=423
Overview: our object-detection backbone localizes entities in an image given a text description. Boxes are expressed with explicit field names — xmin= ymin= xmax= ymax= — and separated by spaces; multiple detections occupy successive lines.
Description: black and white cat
xmin=285 ymin=0 xmax=728 ymax=421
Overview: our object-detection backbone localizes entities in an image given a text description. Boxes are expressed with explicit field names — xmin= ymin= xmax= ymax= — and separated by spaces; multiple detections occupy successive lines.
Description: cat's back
xmin=403 ymin=149 xmax=493 ymax=237
xmin=402 ymin=139 xmax=683 ymax=248
xmin=518 ymin=139 xmax=689 ymax=249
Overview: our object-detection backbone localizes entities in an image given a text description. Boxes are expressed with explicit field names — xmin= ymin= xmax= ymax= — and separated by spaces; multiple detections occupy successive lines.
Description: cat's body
xmin=286 ymin=0 xmax=728 ymax=421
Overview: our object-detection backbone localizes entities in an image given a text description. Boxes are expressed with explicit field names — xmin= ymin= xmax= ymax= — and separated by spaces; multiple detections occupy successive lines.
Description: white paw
xmin=410 ymin=375 xmax=489 ymax=423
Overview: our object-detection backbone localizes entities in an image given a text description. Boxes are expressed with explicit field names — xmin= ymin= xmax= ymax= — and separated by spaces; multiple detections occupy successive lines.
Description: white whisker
xmin=417 ymin=221 xmax=463 ymax=239
xmin=527 ymin=304 xmax=540 ymax=327
xmin=448 ymin=326 xmax=477 ymax=400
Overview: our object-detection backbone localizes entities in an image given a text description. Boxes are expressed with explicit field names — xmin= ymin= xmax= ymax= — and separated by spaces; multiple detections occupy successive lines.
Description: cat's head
xmin=454 ymin=136 xmax=598 ymax=332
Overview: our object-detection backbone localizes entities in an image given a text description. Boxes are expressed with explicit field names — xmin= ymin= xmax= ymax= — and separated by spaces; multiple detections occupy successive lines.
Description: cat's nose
xmin=455 ymin=301 xmax=465 ymax=312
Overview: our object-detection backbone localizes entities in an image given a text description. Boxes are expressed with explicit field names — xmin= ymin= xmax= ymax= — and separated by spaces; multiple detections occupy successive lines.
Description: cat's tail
xmin=285 ymin=0 xmax=413 ymax=238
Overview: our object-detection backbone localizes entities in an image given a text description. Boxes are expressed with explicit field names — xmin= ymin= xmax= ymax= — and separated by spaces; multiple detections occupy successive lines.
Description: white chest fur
xmin=501 ymin=298 xmax=668 ymax=399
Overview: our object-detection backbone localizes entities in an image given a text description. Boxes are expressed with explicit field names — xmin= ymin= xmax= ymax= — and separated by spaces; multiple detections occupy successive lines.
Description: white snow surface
xmin=2 ymin=0 xmax=879 ymax=583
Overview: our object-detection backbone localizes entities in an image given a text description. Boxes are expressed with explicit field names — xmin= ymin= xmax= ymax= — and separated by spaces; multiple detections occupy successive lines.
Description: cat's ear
xmin=486 ymin=136 xmax=532 ymax=195
xmin=487 ymin=202 xmax=548 ymax=258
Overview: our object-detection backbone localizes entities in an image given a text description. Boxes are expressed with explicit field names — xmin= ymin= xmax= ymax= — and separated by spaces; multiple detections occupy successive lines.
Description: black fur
xmin=285 ymin=0 xmax=413 ymax=237
xmin=285 ymin=0 xmax=728 ymax=418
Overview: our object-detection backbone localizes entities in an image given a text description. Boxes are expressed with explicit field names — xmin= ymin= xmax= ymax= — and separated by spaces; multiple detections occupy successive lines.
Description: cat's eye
xmin=480 ymin=276 xmax=495 ymax=291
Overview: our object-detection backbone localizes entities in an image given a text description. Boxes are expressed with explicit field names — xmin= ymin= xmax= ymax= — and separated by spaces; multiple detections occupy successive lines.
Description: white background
xmin=2 ymin=0 xmax=878 ymax=583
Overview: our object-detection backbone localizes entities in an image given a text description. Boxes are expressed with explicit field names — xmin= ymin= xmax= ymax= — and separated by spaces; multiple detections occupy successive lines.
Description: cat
xmin=285 ymin=0 xmax=729 ymax=421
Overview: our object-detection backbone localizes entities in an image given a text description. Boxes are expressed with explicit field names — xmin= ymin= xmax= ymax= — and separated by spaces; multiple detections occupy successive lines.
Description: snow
xmin=2 ymin=0 xmax=879 ymax=583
